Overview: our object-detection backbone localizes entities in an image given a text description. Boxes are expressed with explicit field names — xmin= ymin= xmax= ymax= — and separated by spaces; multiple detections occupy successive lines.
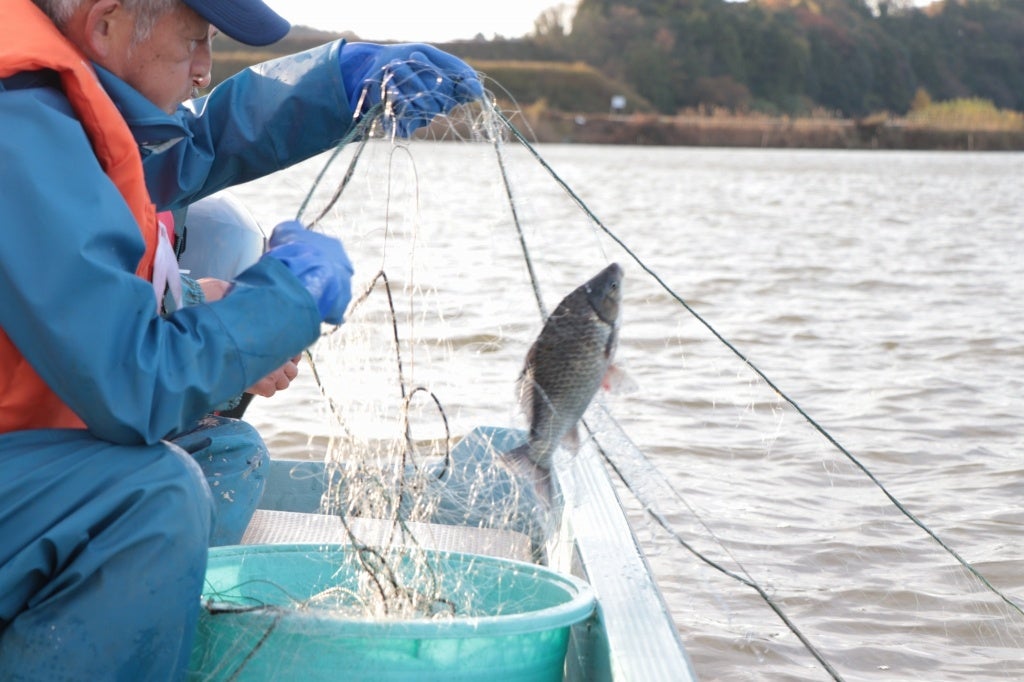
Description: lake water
xmin=234 ymin=135 xmax=1024 ymax=681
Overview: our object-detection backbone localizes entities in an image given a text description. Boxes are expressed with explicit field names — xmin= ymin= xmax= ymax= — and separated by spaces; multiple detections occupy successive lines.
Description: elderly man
xmin=0 ymin=0 xmax=483 ymax=678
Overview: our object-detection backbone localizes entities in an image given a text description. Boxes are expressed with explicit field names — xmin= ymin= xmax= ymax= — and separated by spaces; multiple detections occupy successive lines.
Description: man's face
xmin=108 ymin=4 xmax=214 ymax=113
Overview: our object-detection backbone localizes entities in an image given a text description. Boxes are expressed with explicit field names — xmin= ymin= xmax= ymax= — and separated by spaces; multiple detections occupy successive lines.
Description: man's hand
xmin=197 ymin=277 xmax=231 ymax=301
xmin=262 ymin=222 xmax=353 ymax=325
xmin=197 ymin=277 xmax=303 ymax=398
xmin=339 ymin=42 xmax=484 ymax=137
xmin=245 ymin=355 xmax=301 ymax=398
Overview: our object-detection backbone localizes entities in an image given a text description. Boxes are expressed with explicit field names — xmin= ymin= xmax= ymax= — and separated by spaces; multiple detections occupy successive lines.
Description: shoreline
xmin=518 ymin=112 xmax=1024 ymax=151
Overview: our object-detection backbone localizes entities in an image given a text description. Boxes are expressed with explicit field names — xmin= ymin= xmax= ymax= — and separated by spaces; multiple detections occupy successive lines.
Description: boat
xmin=220 ymin=414 xmax=698 ymax=681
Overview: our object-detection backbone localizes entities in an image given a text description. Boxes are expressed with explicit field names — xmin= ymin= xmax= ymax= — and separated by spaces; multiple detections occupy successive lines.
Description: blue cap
xmin=182 ymin=0 xmax=290 ymax=46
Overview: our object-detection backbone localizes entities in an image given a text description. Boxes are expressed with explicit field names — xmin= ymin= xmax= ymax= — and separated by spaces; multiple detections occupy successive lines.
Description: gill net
xmin=202 ymin=73 xmax=1024 ymax=681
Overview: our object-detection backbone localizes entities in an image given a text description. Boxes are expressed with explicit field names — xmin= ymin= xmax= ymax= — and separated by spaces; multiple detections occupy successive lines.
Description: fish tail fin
xmin=561 ymin=424 xmax=581 ymax=455
xmin=505 ymin=441 xmax=551 ymax=471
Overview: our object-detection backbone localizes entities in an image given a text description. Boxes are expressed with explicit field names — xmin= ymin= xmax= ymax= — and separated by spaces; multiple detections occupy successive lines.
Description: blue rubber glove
xmin=263 ymin=221 xmax=353 ymax=324
xmin=339 ymin=42 xmax=484 ymax=137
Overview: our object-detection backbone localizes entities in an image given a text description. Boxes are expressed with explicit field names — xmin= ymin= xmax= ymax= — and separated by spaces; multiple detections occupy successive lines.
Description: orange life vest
xmin=0 ymin=0 xmax=160 ymax=433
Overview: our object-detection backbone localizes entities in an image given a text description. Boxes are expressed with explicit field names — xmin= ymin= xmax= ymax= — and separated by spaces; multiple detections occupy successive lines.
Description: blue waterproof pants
xmin=0 ymin=430 xmax=214 ymax=681
xmin=0 ymin=418 xmax=267 ymax=680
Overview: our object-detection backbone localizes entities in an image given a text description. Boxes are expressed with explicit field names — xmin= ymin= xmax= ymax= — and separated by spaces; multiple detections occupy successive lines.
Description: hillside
xmin=208 ymin=19 xmax=1024 ymax=150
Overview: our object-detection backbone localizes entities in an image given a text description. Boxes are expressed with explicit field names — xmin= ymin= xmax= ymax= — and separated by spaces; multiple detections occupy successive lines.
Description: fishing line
xmin=488 ymin=109 xmax=843 ymax=674
xmin=490 ymin=104 xmax=1024 ymax=620
xmin=582 ymin=406 xmax=844 ymax=681
xmin=493 ymin=133 xmax=548 ymax=323
xmin=316 ymin=268 xmax=454 ymax=475
xmin=301 ymin=140 xmax=458 ymax=603
xmin=304 ymin=132 xmax=370 ymax=229
xmin=295 ymin=103 xmax=380 ymax=225
xmin=224 ymin=613 xmax=282 ymax=682
xmin=296 ymin=98 xmax=454 ymax=473
xmin=286 ymin=107 xmax=472 ymax=622
xmin=401 ymin=386 xmax=452 ymax=478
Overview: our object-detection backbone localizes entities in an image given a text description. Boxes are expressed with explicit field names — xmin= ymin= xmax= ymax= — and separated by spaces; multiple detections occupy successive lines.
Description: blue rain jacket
xmin=0 ymin=41 xmax=354 ymax=445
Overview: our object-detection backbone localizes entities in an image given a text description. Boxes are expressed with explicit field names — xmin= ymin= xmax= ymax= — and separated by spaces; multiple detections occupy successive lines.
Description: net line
xmin=240 ymin=81 xmax=1019 ymax=676
xmin=486 ymin=103 xmax=1024 ymax=623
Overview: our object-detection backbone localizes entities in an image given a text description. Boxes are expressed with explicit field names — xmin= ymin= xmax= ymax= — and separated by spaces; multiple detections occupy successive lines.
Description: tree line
xmin=451 ymin=0 xmax=1024 ymax=118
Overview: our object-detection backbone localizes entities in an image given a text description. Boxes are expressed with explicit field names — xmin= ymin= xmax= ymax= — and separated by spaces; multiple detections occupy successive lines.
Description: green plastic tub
xmin=187 ymin=544 xmax=595 ymax=681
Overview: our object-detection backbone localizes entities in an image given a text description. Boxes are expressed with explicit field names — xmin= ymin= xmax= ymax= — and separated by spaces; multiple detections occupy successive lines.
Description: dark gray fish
xmin=512 ymin=262 xmax=624 ymax=469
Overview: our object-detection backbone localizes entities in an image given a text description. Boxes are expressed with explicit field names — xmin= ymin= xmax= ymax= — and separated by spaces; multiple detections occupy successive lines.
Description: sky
xmin=263 ymin=1 xmax=571 ymax=44
xmin=262 ymin=0 xmax=945 ymax=43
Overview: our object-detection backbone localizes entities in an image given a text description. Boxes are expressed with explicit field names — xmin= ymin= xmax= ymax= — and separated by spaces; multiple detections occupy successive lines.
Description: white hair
xmin=32 ymin=0 xmax=180 ymax=43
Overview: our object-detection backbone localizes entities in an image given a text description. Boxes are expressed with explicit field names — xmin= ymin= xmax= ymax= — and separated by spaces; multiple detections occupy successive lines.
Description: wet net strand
xmin=273 ymin=103 xmax=543 ymax=625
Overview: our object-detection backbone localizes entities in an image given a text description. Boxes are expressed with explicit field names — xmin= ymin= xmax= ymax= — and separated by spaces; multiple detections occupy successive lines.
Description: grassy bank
xmin=519 ymin=111 xmax=1024 ymax=150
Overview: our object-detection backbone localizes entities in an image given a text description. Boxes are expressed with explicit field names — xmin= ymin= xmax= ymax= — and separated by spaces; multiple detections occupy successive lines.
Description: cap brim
xmin=182 ymin=0 xmax=290 ymax=46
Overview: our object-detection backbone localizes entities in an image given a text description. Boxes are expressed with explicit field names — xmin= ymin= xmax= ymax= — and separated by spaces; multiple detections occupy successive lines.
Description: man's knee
xmin=0 ymin=438 xmax=213 ymax=681
xmin=149 ymin=439 xmax=218 ymax=546
xmin=173 ymin=416 xmax=269 ymax=545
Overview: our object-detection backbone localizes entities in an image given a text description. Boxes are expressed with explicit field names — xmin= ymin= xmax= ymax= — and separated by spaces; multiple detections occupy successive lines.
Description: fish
xmin=510 ymin=262 xmax=624 ymax=470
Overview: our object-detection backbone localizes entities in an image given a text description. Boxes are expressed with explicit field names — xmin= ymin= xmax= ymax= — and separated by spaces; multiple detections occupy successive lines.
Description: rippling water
xmin=235 ymin=139 xmax=1024 ymax=681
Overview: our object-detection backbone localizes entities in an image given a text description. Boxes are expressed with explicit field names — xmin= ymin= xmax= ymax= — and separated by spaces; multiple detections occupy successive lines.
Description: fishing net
xmin=187 ymin=93 xmax=606 ymax=681
xmin=200 ymin=73 xmax=1024 ymax=682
